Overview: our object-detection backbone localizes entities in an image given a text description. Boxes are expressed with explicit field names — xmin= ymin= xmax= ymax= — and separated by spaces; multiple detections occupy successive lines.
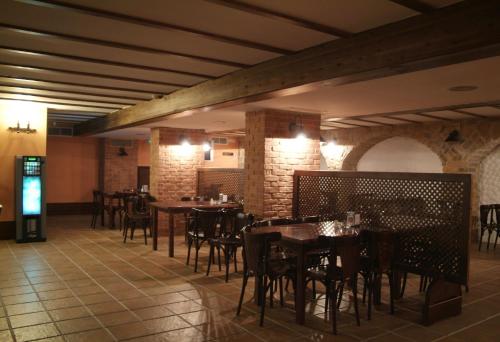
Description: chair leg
xmin=217 ymin=246 xmax=222 ymax=271
xmin=260 ymin=276 xmax=267 ymax=326
xmin=400 ymin=272 xmax=408 ymax=298
xmin=494 ymin=230 xmax=500 ymax=250
xmin=352 ymin=275 xmax=360 ymax=326
xmin=336 ymin=283 xmax=344 ymax=309
xmin=419 ymin=275 xmax=425 ymax=292
xmin=123 ymin=222 xmax=128 ymax=243
xmin=362 ymin=275 xmax=368 ymax=304
xmin=233 ymin=246 xmax=238 ymax=273
xmin=487 ymin=230 xmax=493 ymax=251
xmin=331 ymin=279 xmax=337 ymax=335
xmin=312 ymin=279 xmax=316 ymax=300
xmin=131 ymin=222 xmax=135 ymax=240
xmin=143 ymin=221 xmax=147 ymax=245
xmin=206 ymin=243 xmax=214 ymax=276
xmin=479 ymin=228 xmax=485 ymax=251
xmin=186 ymin=237 xmax=193 ymax=265
xmin=388 ymin=272 xmax=395 ymax=315
xmin=237 ymin=273 xmax=248 ymax=316
xmin=225 ymin=246 xmax=231 ymax=283
xmin=194 ymin=241 xmax=200 ymax=273
xmin=324 ymin=283 xmax=330 ymax=319
xmin=367 ymin=272 xmax=373 ymax=320
xmin=269 ymin=279 xmax=274 ymax=308
xmin=279 ymin=277 xmax=284 ymax=307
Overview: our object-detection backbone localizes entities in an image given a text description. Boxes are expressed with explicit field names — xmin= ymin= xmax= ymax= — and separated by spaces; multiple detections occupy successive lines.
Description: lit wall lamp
xmin=179 ymin=134 xmax=190 ymax=146
xmin=289 ymin=120 xmax=306 ymax=141
xmin=202 ymin=140 xmax=212 ymax=152
xmin=8 ymin=121 xmax=37 ymax=134
xmin=118 ymin=147 xmax=128 ymax=156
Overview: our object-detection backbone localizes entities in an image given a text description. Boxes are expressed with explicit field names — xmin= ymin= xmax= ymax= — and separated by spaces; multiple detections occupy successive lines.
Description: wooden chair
xmin=90 ymin=190 xmax=103 ymax=228
xmin=186 ymin=208 xmax=222 ymax=272
xmin=479 ymin=204 xmax=496 ymax=251
xmin=363 ymin=230 xmax=397 ymax=320
xmin=123 ymin=196 xmax=150 ymax=245
xmin=206 ymin=209 xmax=253 ymax=281
xmin=103 ymin=193 xmax=123 ymax=229
xmin=237 ymin=226 xmax=295 ymax=326
xmin=494 ymin=205 xmax=500 ymax=250
xmin=307 ymin=234 xmax=361 ymax=335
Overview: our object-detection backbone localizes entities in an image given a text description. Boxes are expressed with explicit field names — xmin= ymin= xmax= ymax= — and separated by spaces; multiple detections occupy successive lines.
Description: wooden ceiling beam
xmin=0 ymin=45 xmax=216 ymax=79
xmin=0 ymin=63 xmax=188 ymax=88
xmin=452 ymin=109 xmax=485 ymax=118
xmin=0 ymin=95 xmax=116 ymax=110
xmin=0 ymin=24 xmax=249 ymax=68
xmin=75 ymin=1 xmax=500 ymax=135
xmin=23 ymin=0 xmax=292 ymax=55
xmin=0 ymin=74 xmax=157 ymax=97
xmin=0 ymin=81 xmax=142 ymax=102
xmin=206 ymin=0 xmax=351 ymax=37
xmin=0 ymin=88 xmax=129 ymax=106
xmin=416 ymin=112 xmax=452 ymax=121
xmin=381 ymin=115 xmax=421 ymax=124
xmin=388 ymin=0 xmax=435 ymax=14
xmin=351 ymin=118 xmax=390 ymax=126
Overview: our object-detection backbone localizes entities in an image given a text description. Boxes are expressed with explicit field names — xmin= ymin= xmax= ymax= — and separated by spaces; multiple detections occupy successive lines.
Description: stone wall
xmin=245 ymin=110 xmax=321 ymax=218
xmin=103 ymin=139 xmax=138 ymax=193
xmin=150 ymin=127 xmax=205 ymax=234
xmin=321 ymin=118 xmax=500 ymax=237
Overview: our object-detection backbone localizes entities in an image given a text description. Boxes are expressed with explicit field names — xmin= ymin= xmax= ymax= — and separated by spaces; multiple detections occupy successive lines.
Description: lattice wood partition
xmin=292 ymin=170 xmax=471 ymax=286
xmin=197 ymin=168 xmax=244 ymax=200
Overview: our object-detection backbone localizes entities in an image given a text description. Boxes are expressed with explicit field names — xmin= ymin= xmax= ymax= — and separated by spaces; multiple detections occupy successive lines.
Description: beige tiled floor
xmin=1 ymin=216 xmax=500 ymax=341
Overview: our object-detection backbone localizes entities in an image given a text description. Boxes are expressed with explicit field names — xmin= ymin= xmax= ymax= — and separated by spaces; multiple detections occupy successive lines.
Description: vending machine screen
xmin=22 ymin=176 xmax=42 ymax=215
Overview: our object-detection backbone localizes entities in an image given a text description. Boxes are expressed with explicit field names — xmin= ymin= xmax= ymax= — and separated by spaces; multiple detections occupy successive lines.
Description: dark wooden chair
xmin=206 ymin=209 xmax=253 ymax=281
xmin=90 ymin=190 xmax=103 ymax=228
xmin=103 ymin=192 xmax=123 ymax=229
xmin=186 ymin=208 xmax=222 ymax=272
xmin=363 ymin=230 xmax=397 ymax=319
xmin=307 ymin=234 xmax=361 ymax=335
xmin=123 ymin=196 xmax=150 ymax=245
xmin=493 ymin=205 xmax=500 ymax=250
xmin=237 ymin=226 xmax=295 ymax=326
xmin=479 ymin=204 xmax=496 ymax=251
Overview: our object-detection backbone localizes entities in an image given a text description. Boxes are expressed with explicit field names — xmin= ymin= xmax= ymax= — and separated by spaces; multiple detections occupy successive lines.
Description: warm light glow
xmin=0 ymin=100 xmax=47 ymax=132
xmin=296 ymin=132 xmax=307 ymax=142
xmin=202 ymin=142 xmax=211 ymax=152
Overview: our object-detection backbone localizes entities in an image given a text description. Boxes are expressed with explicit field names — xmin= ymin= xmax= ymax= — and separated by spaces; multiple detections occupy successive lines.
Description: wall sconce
xmin=8 ymin=121 xmax=37 ymax=134
xmin=445 ymin=130 xmax=464 ymax=143
xmin=202 ymin=140 xmax=212 ymax=152
xmin=118 ymin=147 xmax=128 ymax=156
xmin=289 ymin=120 xmax=306 ymax=141
xmin=179 ymin=134 xmax=190 ymax=146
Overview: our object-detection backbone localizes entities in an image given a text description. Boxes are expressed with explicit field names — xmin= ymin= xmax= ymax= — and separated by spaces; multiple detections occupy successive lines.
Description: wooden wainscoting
xmin=47 ymin=202 xmax=93 ymax=215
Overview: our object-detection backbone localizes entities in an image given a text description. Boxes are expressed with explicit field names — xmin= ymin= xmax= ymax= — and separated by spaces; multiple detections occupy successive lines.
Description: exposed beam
xmin=381 ymin=115 xmax=421 ymax=124
xmin=388 ymin=0 xmax=435 ymax=14
xmin=416 ymin=112 xmax=452 ymax=121
xmin=22 ymin=0 xmax=292 ymax=55
xmin=0 ymin=63 xmax=188 ymax=88
xmin=76 ymin=1 xmax=500 ymax=135
xmin=207 ymin=0 xmax=351 ymax=38
xmin=0 ymin=45 xmax=216 ymax=79
xmin=351 ymin=118 xmax=391 ymax=126
xmin=323 ymin=121 xmax=365 ymax=128
xmin=0 ymin=74 xmax=160 ymax=97
xmin=0 ymin=82 xmax=141 ymax=102
xmin=452 ymin=109 xmax=486 ymax=118
xmin=0 ymin=95 xmax=116 ymax=110
xmin=0 ymin=89 xmax=128 ymax=106
xmin=0 ymin=24 xmax=249 ymax=69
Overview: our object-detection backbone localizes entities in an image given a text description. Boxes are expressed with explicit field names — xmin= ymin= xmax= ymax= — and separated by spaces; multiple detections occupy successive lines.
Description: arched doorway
xmin=357 ymin=137 xmax=442 ymax=173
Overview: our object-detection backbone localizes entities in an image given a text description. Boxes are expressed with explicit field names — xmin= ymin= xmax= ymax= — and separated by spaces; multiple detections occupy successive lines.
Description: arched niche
xmin=479 ymin=145 xmax=500 ymax=206
xmin=357 ymin=137 xmax=442 ymax=173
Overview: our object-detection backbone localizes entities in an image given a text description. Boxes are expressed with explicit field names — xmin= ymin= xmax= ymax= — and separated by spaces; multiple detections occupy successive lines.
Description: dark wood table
xmin=149 ymin=201 xmax=241 ymax=257
xmin=251 ymin=222 xmax=361 ymax=325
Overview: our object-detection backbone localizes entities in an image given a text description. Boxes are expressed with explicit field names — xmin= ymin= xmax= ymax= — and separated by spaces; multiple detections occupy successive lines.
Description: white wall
xmin=357 ymin=137 xmax=442 ymax=173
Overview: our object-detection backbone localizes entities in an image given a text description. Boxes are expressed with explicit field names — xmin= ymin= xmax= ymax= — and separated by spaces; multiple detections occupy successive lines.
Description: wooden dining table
xmin=251 ymin=221 xmax=362 ymax=325
xmin=149 ymin=201 xmax=242 ymax=257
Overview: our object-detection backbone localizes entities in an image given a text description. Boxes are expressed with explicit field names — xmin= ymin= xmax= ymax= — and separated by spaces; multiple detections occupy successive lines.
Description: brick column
xmin=150 ymin=127 xmax=206 ymax=234
xmin=103 ymin=139 xmax=138 ymax=193
xmin=244 ymin=110 xmax=321 ymax=218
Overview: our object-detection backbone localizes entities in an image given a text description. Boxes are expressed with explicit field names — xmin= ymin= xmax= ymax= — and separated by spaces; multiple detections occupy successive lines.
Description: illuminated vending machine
xmin=15 ymin=156 xmax=46 ymax=242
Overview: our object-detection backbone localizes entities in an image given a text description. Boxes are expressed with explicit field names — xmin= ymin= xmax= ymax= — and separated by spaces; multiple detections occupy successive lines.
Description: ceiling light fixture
xmin=179 ymin=134 xmax=190 ymax=146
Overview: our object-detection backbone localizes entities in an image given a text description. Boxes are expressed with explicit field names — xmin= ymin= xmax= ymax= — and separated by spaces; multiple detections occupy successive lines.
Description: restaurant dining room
xmin=1 ymin=0 xmax=500 ymax=341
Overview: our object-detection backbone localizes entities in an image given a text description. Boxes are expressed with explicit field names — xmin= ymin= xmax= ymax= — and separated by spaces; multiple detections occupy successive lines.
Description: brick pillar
xmin=103 ymin=139 xmax=138 ymax=193
xmin=244 ymin=110 xmax=321 ymax=219
xmin=150 ymin=127 xmax=206 ymax=234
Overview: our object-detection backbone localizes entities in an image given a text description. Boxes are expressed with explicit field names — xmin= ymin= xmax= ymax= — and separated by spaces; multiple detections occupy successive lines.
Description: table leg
xmin=295 ymin=245 xmax=306 ymax=324
xmin=168 ymin=212 xmax=174 ymax=257
xmin=153 ymin=208 xmax=158 ymax=251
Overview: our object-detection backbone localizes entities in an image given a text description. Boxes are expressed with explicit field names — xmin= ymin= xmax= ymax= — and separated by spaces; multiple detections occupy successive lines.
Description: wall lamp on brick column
xmin=289 ymin=119 xmax=306 ymax=142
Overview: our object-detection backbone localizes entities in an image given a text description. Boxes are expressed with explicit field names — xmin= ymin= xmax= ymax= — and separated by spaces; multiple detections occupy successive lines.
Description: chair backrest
xmin=92 ymin=190 xmax=103 ymax=206
xmin=190 ymin=208 xmax=222 ymax=238
xmin=220 ymin=208 xmax=252 ymax=236
xmin=181 ymin=196 xmax=192 ymax=201
xmin=123 ymin=196 xmax=140 ymax=216
xmin=252 ymin=217 xmax=296 ymax=227
xmin=480 ymin=205 xmax=494 ymax=227
xmin=241 ymin=226 xmax=281 ymax=275
xmin=365 ymin=230 xmax=396 ymax=272
xmin=320 ymin=234 xmax=361 ymax=279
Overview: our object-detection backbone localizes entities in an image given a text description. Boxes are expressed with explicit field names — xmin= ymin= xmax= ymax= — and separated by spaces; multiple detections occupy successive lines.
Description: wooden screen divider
xmin=197 ymin=168 xmax=244 ymax=201
xmin=292 ymin=170 xmax=471 ymax=325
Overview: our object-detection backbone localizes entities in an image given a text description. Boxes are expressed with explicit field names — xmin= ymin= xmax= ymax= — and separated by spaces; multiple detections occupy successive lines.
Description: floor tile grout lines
xmin=81 ymin=233 xmax=278 ymax=341
xmin=27 ymin=242 xmax=120 ymax=341
xmin=432 ymin=312 xmax=500 ymax=341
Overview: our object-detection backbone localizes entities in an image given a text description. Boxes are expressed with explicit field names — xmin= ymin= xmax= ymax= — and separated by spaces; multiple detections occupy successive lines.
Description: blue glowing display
xmin=23 ymin=176 xmax=41 ymax=215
